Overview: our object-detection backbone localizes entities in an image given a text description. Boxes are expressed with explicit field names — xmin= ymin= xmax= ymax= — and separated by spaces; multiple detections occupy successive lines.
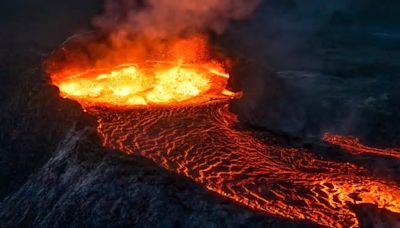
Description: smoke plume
xmin=93 ymin=0 xmax=261 ymax=38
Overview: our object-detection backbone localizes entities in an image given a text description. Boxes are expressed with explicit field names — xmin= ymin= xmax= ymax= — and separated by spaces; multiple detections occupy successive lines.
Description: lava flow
xmin=323 ymin=133 xmax=400 ymax=160
xmin=48 ymin=36 xmax=400 ymax=228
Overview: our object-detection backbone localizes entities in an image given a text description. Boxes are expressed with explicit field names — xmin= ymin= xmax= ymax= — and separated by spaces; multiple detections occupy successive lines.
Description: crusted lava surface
xmin=88 ymin=100 xmax=400 ymax=227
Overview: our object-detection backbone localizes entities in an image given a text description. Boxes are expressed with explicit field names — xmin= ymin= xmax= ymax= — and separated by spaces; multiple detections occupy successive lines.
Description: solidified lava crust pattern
xmin=90 ymin=101 xmax=400 ymax=228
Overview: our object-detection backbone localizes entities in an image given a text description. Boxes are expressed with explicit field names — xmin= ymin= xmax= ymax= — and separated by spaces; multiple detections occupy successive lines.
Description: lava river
xmin=48 ymin=36 xmax=400 ymax=227
xmin=86 ymin=101 xmax=400 ymax=227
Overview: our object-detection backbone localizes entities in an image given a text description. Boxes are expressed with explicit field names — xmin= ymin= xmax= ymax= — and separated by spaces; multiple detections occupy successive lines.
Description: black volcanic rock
xmin=0 ymin=79 xmax=91 ymax=198
xmin=0 ymin=124 xmax=312 ymax=228
xmin=229 ymin=60 xmax=306 ymax=136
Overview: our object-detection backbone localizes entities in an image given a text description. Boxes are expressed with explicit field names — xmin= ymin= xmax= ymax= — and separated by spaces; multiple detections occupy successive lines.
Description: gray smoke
xmin=93 ymin=0 xmax=261 ymax=38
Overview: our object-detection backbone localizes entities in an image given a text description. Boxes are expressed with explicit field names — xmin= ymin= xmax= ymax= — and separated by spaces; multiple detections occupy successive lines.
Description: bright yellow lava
xmin=55 ymin=63 xmax=233 ymax=107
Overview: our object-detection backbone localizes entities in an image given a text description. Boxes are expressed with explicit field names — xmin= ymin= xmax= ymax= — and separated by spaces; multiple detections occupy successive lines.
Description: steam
xmin=93 ymin=0 xmax=261 ymax=38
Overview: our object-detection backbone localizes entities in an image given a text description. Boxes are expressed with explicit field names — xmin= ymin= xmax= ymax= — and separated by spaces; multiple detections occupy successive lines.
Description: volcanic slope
xmin=90 ymin=101 xmax=400 ymax=228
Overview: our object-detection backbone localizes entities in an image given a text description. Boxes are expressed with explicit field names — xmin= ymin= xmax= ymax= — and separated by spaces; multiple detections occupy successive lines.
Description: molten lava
xmin=90 ymin=103 xmax=400 ymax=228
xmin=53 ymin=62 xmax=232 ymax=107
xmin=323 ymin=133 xmax=400 ymax=160
xmin=48 ymin=34 xmax=400 ymax=227
xmin=48 ymin=35 xmax=236 ymax=108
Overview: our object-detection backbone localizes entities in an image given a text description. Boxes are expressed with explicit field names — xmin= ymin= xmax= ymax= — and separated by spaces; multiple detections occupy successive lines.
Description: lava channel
xmin=323 ymin=133 xmax=400 ymax=160
xmin=88 ymin=102 xmax=400 ymax=228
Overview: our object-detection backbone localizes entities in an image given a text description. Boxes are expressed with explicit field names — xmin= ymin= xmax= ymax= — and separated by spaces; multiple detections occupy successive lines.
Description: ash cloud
xmin=93 ymin=0 xmax=261 ymax=38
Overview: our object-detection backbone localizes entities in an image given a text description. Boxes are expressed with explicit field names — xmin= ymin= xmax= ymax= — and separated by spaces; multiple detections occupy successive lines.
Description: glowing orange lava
xmin=91 ymin=103 xmax=400 ymax=228
xmin=323 ymin=133 xmax=400 ymax=160
xmin=48 ymin=35 xmax=237 ymax=108
xmin=48 ymin=34 xmax=400 ymax=227
xmin=53 ymin=62 xmax=233 ymax=107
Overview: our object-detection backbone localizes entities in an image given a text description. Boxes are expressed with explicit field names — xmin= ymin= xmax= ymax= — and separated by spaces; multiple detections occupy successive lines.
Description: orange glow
xmin=47 ymin=33 xmax=400 ymax=227
xmin=48 ymin=35 xmax=237 ymax=108
xmin=93 ymin=103 xmax=400 ymax=228
xmin=323 ymin=133 xmax=400 ymax=159
xmin=54 ymin=62 xmax=233 ymax=107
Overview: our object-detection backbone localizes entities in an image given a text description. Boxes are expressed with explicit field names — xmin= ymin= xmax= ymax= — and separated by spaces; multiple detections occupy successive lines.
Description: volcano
xmin=2 ymin=0 xmax=400 ymax=227
xmin=42 ymin=33 xmax=400 ymax=227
